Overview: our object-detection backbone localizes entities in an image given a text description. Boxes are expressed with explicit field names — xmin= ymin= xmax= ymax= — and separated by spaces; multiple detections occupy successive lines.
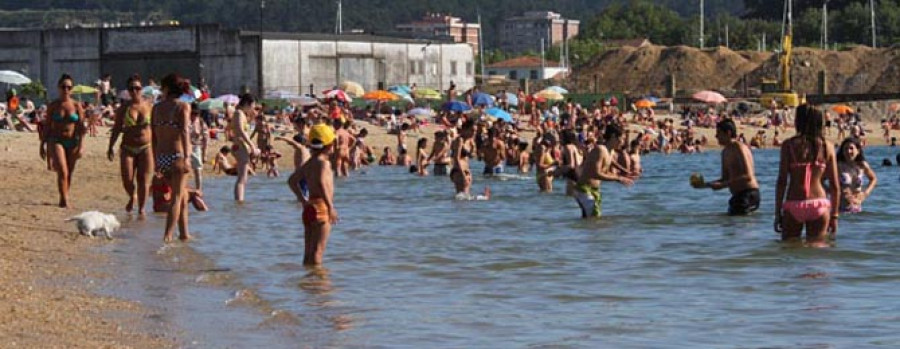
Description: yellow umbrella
xmin=831 ymin=104 xmax=854 ymax=115
xmin=534 ymin=89 xmax=564 ymax=101
xmin=363 ymin=90 xmax=399 ymax=101
xmin=71 ymin=85 xmax=97 ymax=95
xmin=634 ymin=99 xmax=656 ymax=109
xmin=414 ymin=88 xmax=443 ymax=100
xmin=339 ymin=81 xmax=365 ymax=97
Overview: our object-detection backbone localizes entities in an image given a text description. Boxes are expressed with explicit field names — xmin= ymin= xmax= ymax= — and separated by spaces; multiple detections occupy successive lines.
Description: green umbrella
xmin=198 ymin=98 xmax=224 ymax=111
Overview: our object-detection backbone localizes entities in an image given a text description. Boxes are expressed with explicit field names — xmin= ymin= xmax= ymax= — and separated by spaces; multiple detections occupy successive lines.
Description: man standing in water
xmin=698 ymin=118 xmax=760 ymax=215
xmin=289 ymin=124 xmax=338 ymax=265
xmin=574 ymin=123 xmax=634 ymax=218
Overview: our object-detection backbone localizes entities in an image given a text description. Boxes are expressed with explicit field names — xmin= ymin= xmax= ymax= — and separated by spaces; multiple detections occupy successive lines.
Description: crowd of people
xmin=16 ymin=71 xmax=897 ymax=264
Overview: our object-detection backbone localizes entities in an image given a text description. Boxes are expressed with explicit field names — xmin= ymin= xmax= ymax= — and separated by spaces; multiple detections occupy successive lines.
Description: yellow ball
xmin=690 ymin=173 xmax=705 ymax=188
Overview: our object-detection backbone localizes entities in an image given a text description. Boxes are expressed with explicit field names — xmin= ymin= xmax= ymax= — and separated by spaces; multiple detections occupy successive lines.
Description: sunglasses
xmin=129 ymin=85 xmax=142 ymax=91
xmin=60 ymin=85 xmax=74 ymax=90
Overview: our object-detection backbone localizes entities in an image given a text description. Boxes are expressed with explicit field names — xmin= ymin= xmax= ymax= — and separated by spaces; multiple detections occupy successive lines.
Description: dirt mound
xmin=573 ymin=44 xmax=900 ymax=95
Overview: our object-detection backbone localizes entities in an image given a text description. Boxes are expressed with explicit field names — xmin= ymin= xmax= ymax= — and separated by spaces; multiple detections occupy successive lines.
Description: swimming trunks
xmin=728 ymin=188 xmax=760 ymax=215
xmin=190 ymin=145 xmax=204 ymax=170
xmin=574 ymin=184 xmax=602 ymax=218
xmin=433 ymin=163 xmax=449 ymax=176
xmin=302 ymin=197 xmax=330 ymax=226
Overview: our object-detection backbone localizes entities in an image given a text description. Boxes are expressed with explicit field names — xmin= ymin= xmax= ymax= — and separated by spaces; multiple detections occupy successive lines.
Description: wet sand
xmin=0 ymin=110 xmax=892 ymax=346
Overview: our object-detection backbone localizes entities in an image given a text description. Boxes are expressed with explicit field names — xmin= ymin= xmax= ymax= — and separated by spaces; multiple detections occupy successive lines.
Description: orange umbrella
xmin=363 ymin=90 xmax=398 ymax=101
xmin=831 ymin=104 xmax=854 ymax=115
xmin=634 ymin=99 xmax=656 ymax=109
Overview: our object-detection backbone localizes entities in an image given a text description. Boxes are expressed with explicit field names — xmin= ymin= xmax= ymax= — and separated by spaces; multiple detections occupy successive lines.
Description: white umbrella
xmin=407 ymin=108 xmax=435 ymax=117
xmin=0 ymin=70 xmax=31 ymax=85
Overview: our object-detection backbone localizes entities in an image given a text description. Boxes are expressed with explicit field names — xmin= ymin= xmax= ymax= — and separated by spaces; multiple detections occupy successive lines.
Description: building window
xmin=450 ymin=61 xmax=458 ymax=76
xmin=418 ymin=61 xmax=425 ymax=76
xmin=530 ymin=70 xmax=538 ymax=80
xmin=509 ymin=70 xmax=518 ymax=80
xmin=410 ymin=60 xmax=417 ymax=74
xmin=466 ymin=62 xmax=473 ymax=76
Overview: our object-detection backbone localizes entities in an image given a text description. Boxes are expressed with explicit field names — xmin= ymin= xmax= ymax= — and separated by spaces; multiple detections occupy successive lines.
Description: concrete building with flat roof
xmin=485 ymin=56 xmax=567 ymax=81
xmin=499 ymin=11 xmax=579 ymax=55
xmin=395 ymin=13 xmax=480 ymax=52
xmin=0 ymin=24 xmax=475 ymax=98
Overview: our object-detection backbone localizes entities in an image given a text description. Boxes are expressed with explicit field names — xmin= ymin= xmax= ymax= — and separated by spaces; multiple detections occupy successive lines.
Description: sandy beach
xmin=0 ymin=110 xmax=894 ymax=346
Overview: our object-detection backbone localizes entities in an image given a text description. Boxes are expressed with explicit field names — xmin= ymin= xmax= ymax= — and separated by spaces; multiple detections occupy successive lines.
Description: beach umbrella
xmin=534 ymin=89 xmax=564 ymax=101
xmin=291 ymin=95 xmax=319 ymax=106
xmin=388 ymin=85 xmax=412 ymax=95
xmin=832 ymin=104 xmax=854 ymax=115
xmin=363 ymin=90 xmax=399 ymax=101
xmin=443 ymin=100 xmax=472 ymax=112
xmin=217 ymin=94 xmax=239 ymax=105
xmin=634 ymin=99 xmax=656 ymax=109
xmin=485 ymin=107 xmax=514 ymax=122
xmin=546 ymin=85 xmax=568 ymax=94
xmin=642 ymin=96 xmax=661 ymax=103
xmin=322 ymin=89 xmax=352 ymax=102
xmin=71 ymin=85 xmax=97 ymax=95
xmin=197 ymin=98 xmax=224 ymax=111
xmin=407 ymin=107 xmax=435 ymax=117
xmin=339 ymin=81 xmax=365 ymax=97
xmin=692 ymin=90 xmax=727 ymax=104
xmin=414 ymin=88 xmax=443 ymax=100
xmin=472 ymin=92 xmax=494 ymax=107
xmin=0 ymin=70 xmax=31 ymax=85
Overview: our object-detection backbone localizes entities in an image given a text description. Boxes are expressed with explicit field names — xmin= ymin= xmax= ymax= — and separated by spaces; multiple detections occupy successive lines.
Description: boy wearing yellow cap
xmin=289 ymin=123 xmax=339 ymax=265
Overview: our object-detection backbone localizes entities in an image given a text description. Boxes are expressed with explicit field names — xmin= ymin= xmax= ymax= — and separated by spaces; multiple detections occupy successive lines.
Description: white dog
xmin=66 ymin=211 xmax=120 ymax=239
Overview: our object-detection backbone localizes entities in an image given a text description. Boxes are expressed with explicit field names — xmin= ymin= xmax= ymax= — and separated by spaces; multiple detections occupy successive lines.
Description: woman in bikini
xmin=42 ymin=74 xmax=86 ymax=208
xmin=231 ymin=94 xmax=260 ymax=202
xmin=108 ymin=74 xmax=154 ymax=215
xmin=774 ymin=104 xmax=840 ymax=247
xmin=450 ymin=120 xmax=476 ymax=196
xmin=836 ymin=137 xmax=877 ymax=214
xmin=151 ymin=73 xmax=193 ymax=243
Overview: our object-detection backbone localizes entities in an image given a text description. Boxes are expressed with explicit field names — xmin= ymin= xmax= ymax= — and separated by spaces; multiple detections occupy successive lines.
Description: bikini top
xmin=839 ymin=164 xmax=863 ymax=190
xmin=152 ymin=118 xmax=181 ymax=129
xmin=52 ymin=111 xmax=79 ymax=123
xmin=124 ymin=106 xmax=151 ymax=127
xmin=787 ymin=139 xmax=827 ymax=197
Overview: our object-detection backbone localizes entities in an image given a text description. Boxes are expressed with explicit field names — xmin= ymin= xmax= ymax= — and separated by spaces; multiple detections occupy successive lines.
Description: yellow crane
xmin=760 ymin=0 xmax=804 ymax=108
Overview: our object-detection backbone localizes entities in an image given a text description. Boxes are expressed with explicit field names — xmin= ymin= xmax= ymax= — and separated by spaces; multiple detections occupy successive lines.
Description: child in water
xmin=261 ymin=144 xmax=282 ymax=177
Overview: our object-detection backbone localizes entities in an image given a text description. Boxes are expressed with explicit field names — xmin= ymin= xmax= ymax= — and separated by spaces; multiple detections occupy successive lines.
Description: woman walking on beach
xmin=231 ymin=94 xmax=260 ymax=202
xmin=108 ymin=74 xmax=154 ymax=215
xmin=42 ymin=74 xmax=86 ymax=208
xmin=151 ymin=73 xmax=193 ymax=242
xmin=774 ymin=105 xmax=840 ymax=247
xmin=836 ymin=137 xmax=877 ymax=213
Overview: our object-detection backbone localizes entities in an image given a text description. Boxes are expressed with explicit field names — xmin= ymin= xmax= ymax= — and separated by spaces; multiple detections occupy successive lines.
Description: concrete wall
xmin=264 ymin=38 xmax=474 ymax=96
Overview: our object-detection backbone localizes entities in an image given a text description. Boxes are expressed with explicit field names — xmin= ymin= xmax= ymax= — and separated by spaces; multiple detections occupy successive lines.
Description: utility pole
xmin=822 ymin=0 xmax=828 ymax=50
xmin=258 ymin=0 xmax=265 ymax=96
xmin=870 ymin=0 xmax=877 ymax=48
xmin=540 ymin=38 xmax=545 ymax=80
xmin=725 ymin=24 xmax=729 ymax=49
xmin=335 ymin=0 xmax=343 ymax=34
xmin=699 ymin=0 xmax=705 ymax=49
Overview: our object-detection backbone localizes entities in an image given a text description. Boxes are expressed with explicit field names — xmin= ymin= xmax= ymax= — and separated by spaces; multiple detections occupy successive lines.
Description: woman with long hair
xmin=231 ymin=93 xmax=259 ymax=202
xmin=108 ymin=74 xmax=154 ymax=215
xmin=836 ymin=137 xmax=877 ymax=213
xmin=42 ymin=74 xmax=86 ymax=208
xmin=774 ymin=104 xmax=840 ymax=247
xmin=151 ymin=73 xmax=192 ymax=242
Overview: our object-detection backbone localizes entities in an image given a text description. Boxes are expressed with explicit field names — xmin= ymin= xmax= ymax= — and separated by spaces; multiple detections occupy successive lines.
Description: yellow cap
xmin=309 ymin=124 xmax=336 ymax=149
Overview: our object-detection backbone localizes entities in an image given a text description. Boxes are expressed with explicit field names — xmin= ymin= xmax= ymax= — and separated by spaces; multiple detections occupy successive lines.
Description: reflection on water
xmin=179 ymin=146 xmax=900 ymax=347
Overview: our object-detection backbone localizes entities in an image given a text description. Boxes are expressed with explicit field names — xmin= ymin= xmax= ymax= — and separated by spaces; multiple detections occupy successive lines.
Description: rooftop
xmin=487 ymin=56 xmax=560 ymax=68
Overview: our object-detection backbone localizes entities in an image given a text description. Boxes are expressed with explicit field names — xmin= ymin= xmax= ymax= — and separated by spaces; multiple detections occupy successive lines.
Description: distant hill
xmin=0 ymin=0 xmax=744 ymax=47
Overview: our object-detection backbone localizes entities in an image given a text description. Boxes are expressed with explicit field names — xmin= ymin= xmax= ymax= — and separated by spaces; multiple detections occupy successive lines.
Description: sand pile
xmin=573 ymin=44 xmax=900 ymax=95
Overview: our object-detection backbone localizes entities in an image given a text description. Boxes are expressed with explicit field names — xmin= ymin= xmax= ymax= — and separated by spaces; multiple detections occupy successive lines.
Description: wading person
xmin=694 ymin=118 xmax=760 ymax=215
xmin=574 ymin=123 xmax=633 ymax=218
xmin=289 ymin=124 xmax=338 ymax=265
xmin=108 ymin=74 xmax=154 ymax=215
xmin=152 ymin=73 xmax=193 ymax=243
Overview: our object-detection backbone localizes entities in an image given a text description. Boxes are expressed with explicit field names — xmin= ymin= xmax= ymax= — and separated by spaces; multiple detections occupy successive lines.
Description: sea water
xmin=132 ymin=146 xmax=900 ymax=347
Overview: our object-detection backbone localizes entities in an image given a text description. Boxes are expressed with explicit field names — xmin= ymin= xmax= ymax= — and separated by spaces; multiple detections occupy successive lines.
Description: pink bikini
xmin=782 ymin=142 xmax=831 ymax=223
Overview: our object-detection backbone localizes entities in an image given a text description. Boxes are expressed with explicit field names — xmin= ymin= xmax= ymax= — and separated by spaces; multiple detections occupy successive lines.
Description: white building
xmin=485 ymin=56 xmax=567 ymax=81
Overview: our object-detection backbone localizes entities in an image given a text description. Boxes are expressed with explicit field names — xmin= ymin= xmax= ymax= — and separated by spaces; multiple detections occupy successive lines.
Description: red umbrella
xmin=322 ymin=89 xmax=351 ymax=102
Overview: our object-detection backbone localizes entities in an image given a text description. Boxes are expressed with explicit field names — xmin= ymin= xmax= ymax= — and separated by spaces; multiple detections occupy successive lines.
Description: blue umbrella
xmin=505 ymin=92 xmax=519 ymax=106
xmin=443 ymin=100 xmax=472 ymax=112
xmin=485 ymin=107 xmax=513 ymax=122
xmin=472 ymin=92 xmax=494 ymax=107
xmin=388 ymin=85 xmax=412 ymax=95
xmin=643 ymin=96 xmax=661 ymax=103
